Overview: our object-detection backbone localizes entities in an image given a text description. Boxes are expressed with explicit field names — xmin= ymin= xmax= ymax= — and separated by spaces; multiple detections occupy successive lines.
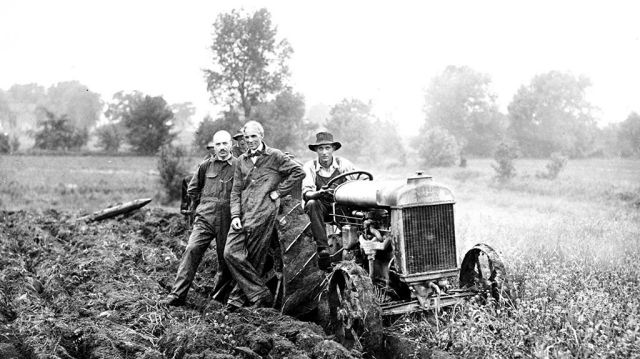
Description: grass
xmin=1 ymin=154 xmax=639 ymax=357
xmin=0 ymin=155 xmax=203 ymax=213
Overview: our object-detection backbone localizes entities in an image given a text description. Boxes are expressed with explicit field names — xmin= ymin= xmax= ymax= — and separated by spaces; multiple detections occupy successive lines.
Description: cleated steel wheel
xmin=459 ymin=243 xmax=514 ymax=306
xmin=322 ymin=261 xmax=383 ymax=354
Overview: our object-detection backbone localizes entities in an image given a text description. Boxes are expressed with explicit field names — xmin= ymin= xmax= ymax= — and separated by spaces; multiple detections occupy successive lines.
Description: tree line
xmin=420 ymin=66 xmax=640 ymax=167
xmin=1 ymin=8 xmax=638 ymax=163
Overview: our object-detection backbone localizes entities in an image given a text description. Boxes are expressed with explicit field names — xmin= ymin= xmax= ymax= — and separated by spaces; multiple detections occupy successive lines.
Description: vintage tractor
xmin=266 ymin=171 xmax=511 ymax=351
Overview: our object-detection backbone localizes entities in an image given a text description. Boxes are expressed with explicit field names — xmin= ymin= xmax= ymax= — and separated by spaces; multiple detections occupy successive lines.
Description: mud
xmin=0 ymin=208 xmax=439 ymax=359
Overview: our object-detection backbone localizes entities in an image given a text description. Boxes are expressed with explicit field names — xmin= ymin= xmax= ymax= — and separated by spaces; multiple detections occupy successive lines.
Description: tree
xmin=170 ymin=102 xmax=196 ymax=133
xmin=0 ymin=90 xmax=17 ymax=134
xmin=370 ymin=119 xmax=406 ymax=165
xmin=423 ymin=66 xmax=506 ymax=157
xmin=123 ymin=95 xmax=176 ymax=155
xmin=507 ymin=71 xmax=598 ymax=157
xmin=44 ymin=81 xmax=103 ymax=129
xmin=325 ymin=99 xmax=375 ymax=159
xmin=193 ymin=110 xmax=242 ymax=152
xmin=418 ymin=127 xmax=460 ymax=167
xmin=249 ymin=89 xmax=308 ymax=152
xmin=104 ymin=91 xmax=145 ymax=122
xmin=6 ymin=83 xmax=46 ymax=135
xmin=0 ymin=133 xmax=10 ymax=154
xmin=33 ymin=109 xmax=88 ymax=151
xmin=95 ymin=122 xmax=125 ymax=152
xmin=204 ymin=8 xmax=292 ymax=118
xmin=618 ymin=112 xmax=640 ymax=157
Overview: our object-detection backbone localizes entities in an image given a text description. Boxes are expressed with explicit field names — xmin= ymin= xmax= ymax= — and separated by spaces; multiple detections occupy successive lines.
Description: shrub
xmin=95 ymin=122 xmax=125 ymax=153
xmin=536 ymin=152 xmax=568 ymax=180
xmin=10 ymin=135 xmax=19 ymax=153
xmin=0 ymin=133 xmax=9 ymax=154
xmin=157 ymin=145 xmax=188 ymax=203
xmin=418 ymin=127 xmax=460 ymax=167
xmin=492 ymin=142 xmax=518 ymax=183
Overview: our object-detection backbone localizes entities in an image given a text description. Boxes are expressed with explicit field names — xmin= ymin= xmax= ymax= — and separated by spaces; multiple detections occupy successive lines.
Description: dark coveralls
xmin=169 ymin=156 xmax=237 ymax=303
xmin=305 ymin=169 xmax=347 ymax=250
xmin=224 ymin=143 xmax=305 ymax=306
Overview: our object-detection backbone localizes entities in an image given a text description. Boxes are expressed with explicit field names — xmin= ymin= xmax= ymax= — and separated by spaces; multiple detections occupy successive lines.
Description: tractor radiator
xmin=402 ymin=204 xmax=457 ymax=274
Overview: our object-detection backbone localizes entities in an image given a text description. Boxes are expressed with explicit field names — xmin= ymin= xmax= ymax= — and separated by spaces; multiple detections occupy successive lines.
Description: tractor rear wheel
xmin=321 ymin=261 xmax=383 ymax=355
xmin=459 ymin=243 xmax=514 ymax=306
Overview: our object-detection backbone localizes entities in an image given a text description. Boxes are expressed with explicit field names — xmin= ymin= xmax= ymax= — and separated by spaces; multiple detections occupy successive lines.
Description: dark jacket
xmin=230 ymin=143 xmax=305 ymax=230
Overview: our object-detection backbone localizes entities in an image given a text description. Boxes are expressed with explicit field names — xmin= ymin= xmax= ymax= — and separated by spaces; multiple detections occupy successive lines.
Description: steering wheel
xmin=322 ymin=170 xmax=373 ymax=190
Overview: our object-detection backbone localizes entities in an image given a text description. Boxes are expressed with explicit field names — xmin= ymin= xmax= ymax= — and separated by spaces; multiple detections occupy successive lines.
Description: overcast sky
xmin=2 ymin=0 xmax=639 ymax=136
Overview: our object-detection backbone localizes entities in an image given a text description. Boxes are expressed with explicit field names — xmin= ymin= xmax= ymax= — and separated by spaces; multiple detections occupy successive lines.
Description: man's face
xmin=243 ymin=129 xmax=263 ymax=151
xmin=237 ymin=138 xmax=248 ymax=152
xmin=207 ymin=146 xmax=216 ymax=156
xmin=212 ymin=132 xmax=232 ymax=159
xmin=316 ymin=144 xmax=335 ymax=167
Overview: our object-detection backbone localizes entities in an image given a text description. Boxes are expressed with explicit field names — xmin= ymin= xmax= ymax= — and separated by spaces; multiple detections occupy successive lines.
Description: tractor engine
xmin=330 ymin=172 xmax=458 ymax=302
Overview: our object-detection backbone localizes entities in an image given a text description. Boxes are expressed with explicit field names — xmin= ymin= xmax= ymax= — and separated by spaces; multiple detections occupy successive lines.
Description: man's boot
xmin=159 ymin=294 xmax=185 ymax=307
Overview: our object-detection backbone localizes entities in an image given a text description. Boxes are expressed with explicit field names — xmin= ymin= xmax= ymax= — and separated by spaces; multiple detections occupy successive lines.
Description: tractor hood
xmin=333 ymin=172 xmax=455 ymax=208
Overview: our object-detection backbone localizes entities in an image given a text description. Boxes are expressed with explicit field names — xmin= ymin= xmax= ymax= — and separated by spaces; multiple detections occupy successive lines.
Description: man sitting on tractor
xmin=301 ymin=131 xmax=356 ymax=271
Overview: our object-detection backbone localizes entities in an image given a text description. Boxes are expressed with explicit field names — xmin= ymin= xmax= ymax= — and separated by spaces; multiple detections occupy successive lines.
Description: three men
xmin=223 ymin=121 xmax=305 ymax=308
xmin=162 ymin=131 xmax=237 ymax=306
xmin=301 ymin=132 xmax=356 ymax=270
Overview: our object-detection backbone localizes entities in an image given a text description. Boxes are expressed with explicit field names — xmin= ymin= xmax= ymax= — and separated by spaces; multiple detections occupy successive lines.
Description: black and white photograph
xmin=1 ymin=1 xmax=639 ymax=358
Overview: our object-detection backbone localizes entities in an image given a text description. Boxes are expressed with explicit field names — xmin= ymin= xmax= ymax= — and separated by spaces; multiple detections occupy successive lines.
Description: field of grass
xmin=1 ymin=154 xmax=639 ymax=357
xmin=0 ymin=155 xmax=204 ymax=213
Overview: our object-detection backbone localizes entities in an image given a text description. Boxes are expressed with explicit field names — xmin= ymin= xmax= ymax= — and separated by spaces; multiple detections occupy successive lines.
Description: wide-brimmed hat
xmin=232 ymin=131 xmax=243 ymax=140
xmin=308 ymin=132 xmax=341 ymax=151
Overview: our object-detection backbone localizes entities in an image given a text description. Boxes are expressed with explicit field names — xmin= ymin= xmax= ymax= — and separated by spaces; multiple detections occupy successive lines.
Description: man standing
xmin=180 ymin=141 xmax=217 ymax=225
xmin=302 ymin=132 xmax=356 ymax=270
xmin=224 ymin=121 xmax=305 ymax=308
xmin=161 ymin=130 xmax=237 ymax=306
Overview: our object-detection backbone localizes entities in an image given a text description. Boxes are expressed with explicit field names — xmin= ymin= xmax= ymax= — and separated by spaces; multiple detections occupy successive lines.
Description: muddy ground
xmin=0 ymin=209 xmax=444 ymax=359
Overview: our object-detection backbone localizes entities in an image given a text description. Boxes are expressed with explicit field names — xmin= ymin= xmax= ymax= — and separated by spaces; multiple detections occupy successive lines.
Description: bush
xmin=157 ymin=145 xmax=188 ymax=203
xmin=95 ymin=122 xmax=125 ymax=153
xmin=418 ymin=127 xmax=460 ymax=167
xmin=492 ymin=142 xmax=518 ymax=183
xmin=536 ymin=152 xmax=568 ymax=180
xmin=0 ymin=133 xmax=9 ymax=154
xmin=10 ymin=135 xmax=19 ymax=153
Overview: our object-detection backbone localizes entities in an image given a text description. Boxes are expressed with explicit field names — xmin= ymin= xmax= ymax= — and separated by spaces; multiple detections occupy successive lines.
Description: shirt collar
xmin=214 ymin=153 xmax=233 ymax=165
xmin=248 ymin=142 xmax=266 ymax=155
xmin=314 ymin=157 xmax=338 ymax=172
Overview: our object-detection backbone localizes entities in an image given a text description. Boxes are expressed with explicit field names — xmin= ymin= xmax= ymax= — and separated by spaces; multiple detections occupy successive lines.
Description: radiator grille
xmin=402 ymin=204 xmax=457 ymax=274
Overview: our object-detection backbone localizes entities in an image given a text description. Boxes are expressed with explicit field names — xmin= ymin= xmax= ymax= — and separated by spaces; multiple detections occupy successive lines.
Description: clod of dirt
xmin=0 ymin=209 xmax=363 ymax=358
xmin=310 ymin=340 xmax=359 ymax=359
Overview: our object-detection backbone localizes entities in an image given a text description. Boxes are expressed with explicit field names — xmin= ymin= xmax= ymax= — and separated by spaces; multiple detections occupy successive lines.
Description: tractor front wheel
xmin=459 ymin=243 xmax=514 ymax=306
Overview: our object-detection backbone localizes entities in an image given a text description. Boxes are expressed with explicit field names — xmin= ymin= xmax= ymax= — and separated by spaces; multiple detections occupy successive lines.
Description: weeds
xmin=492 ymin=142 xmax=518 ymax=183
xmin=536 ymin=152 xmax=568 ymax=180
xmin=157 ymin=145 xmax=188 ymax=203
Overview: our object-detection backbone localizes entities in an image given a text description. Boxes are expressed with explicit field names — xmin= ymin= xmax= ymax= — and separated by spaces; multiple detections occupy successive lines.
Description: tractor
xmin=268 ymin=170 xmax=512 ymax=351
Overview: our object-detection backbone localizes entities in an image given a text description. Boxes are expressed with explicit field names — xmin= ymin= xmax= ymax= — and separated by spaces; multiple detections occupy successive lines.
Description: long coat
xmin=224 ymin=143 xmax=305 ymax=304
